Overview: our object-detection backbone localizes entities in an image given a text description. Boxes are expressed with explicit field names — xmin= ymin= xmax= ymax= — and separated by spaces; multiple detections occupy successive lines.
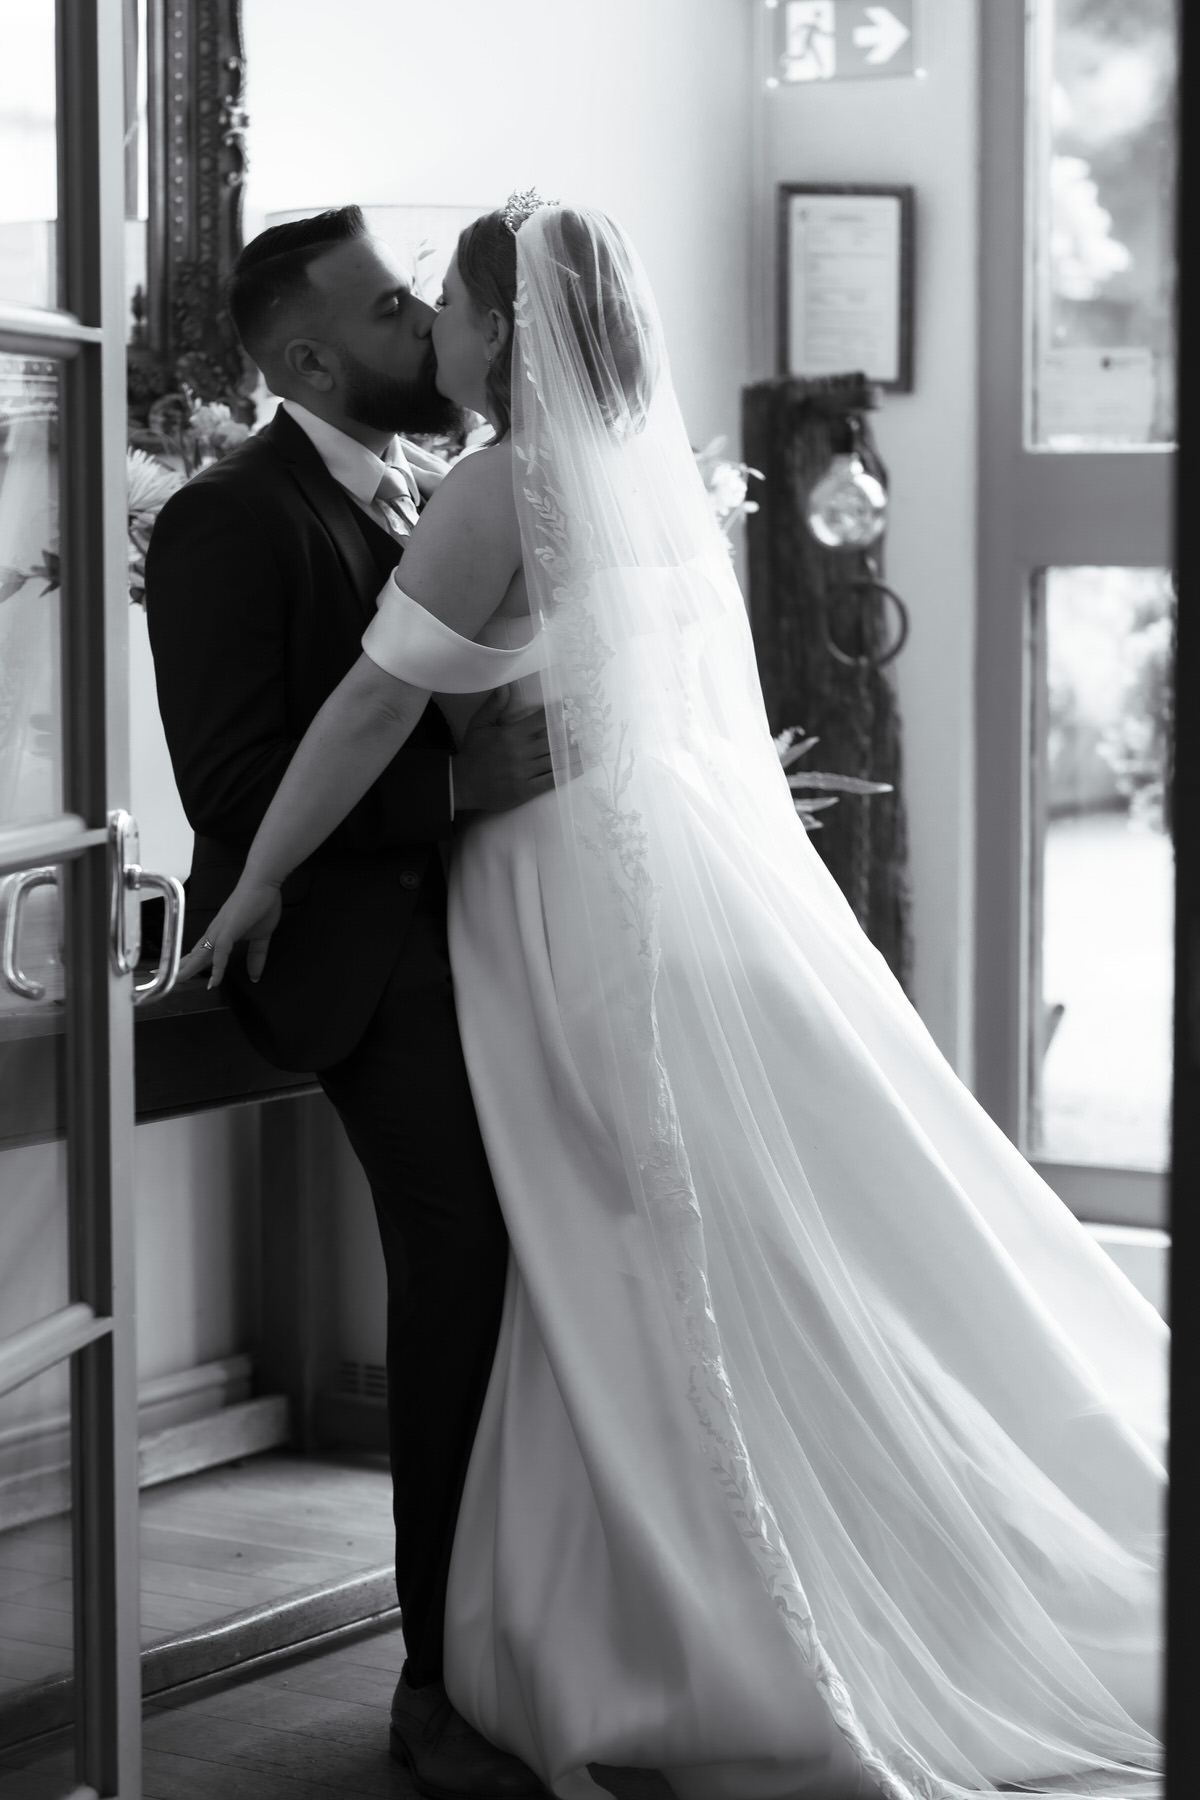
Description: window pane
xmin=1029 ymin=568 xmax=1173 ymax=1170
xmin=0 ymin=1361 xmax=76 ymax=1742
xmin=0 ymin=356 xmax=63 ymax=827
xmin=1028 ymin=0 xmax=1177 ymax=447
xmin=0 ymin=858 xmax=71 ymax=1319
xmin=0 ymin=0 xmax=57 ymax=311
xmin=0 ymin=865 xmax=78 ymax=1774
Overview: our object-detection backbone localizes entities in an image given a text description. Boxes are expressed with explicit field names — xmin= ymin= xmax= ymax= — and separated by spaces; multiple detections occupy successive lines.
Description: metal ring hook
xmin=824 ymin=579 xmax=910 ymax=670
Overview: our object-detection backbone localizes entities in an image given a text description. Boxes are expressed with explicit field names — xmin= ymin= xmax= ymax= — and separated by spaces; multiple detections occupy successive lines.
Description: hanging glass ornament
xmin=805 ymin=419 xmax=888 ymax=550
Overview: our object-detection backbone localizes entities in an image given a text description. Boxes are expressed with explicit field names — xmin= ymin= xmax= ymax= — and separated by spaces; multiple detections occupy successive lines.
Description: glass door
xmin=0 ymin=0 xmax=183 ymax=1792
xmin=977 ymin=0 xmax=1176 ymax=1231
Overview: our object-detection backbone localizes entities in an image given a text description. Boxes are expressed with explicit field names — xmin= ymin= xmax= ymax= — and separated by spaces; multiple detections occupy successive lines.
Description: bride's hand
xmin=177 ymin=874 xmax=283 ymax=990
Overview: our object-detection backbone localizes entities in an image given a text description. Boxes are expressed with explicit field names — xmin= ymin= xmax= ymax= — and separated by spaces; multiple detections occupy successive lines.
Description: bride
xmin=183 ymin=195 xmax=1166 ymax=1800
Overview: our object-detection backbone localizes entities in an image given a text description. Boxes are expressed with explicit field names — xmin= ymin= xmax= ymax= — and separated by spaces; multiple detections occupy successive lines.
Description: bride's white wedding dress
xmin=360 ymin=206 xmax=1165 ymax=1800
xmin=362 ymin=597 xmax=1165 ymax=1800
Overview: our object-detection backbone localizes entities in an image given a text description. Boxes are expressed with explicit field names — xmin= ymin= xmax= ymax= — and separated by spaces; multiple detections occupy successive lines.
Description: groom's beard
xmin=341 ymin=347 xmax=463 ymax=438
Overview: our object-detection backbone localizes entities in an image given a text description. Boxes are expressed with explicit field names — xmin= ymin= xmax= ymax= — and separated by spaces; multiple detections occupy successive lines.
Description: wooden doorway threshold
xmin=0 ymin=1452 xmax=397 ymax=1751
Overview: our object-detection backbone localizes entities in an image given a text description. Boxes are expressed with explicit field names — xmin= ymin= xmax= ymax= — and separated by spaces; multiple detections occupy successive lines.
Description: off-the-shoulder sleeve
xmin=362 ymin=575 xmax=548 ymax=693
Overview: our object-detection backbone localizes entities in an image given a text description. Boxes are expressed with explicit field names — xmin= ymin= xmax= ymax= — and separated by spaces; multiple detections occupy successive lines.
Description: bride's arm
xmin=239 ymin=441 xmax=520 ymax=865
xmin=179 ymin=446 xmax=521 ymax=987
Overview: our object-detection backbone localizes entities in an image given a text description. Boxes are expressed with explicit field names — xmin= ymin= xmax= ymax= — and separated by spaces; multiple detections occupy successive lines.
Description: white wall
xmin=132 ymin=1110 xmax=261 ymax=1381
xmin=757 ymin=0 xmax=980 ymax=1072
xmin=0 ymin=1110 xmax=260 ymax=1436
xmin=130 ymin=604 xmax=194 ymax=880
xmin=240 ymin=0 xmax=755 ymax=458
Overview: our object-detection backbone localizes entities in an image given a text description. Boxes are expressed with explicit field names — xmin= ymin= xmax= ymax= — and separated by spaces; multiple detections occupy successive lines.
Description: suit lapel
xmin=262 ymin=410 xmax=399 ymax=626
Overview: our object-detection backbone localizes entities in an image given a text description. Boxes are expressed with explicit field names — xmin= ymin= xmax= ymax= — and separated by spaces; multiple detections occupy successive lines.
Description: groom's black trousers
xmin=316 ymin=865 xmax=509 ymax=1684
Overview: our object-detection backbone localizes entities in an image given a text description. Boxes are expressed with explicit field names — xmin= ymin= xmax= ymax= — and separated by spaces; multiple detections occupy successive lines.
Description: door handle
xmin=131 ymin=868 xmax=185 ymax=1004
xmin=2 ymin=823 xmax=186 ymax=1007
xmin=1 ymin=866 xmax=59 ymax=1000
xmin=108 ymin=811 xmax=186 ymax=1005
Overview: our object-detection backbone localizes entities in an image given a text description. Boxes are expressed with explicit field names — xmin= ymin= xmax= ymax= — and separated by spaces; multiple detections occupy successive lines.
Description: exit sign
xmin=770 ymin=1 xmax=918 ymax=83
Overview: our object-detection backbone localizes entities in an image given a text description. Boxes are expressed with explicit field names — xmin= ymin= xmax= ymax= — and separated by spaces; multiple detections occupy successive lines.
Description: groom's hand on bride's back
xmin=453 ymin=689 xmax=561 ymax=812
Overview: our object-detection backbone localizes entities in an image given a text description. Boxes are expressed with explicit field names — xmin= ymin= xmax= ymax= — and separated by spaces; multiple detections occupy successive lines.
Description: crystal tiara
xmin=503 ymin=188 xmax=558 ymax=234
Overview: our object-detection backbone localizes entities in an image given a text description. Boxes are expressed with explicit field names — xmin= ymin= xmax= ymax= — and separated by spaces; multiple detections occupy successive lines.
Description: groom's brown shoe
xmin=389 ymin=1671 xmax=548 ymax=1797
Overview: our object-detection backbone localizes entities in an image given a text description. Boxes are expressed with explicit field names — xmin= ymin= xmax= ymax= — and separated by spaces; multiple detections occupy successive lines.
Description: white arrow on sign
xmin=853 ymin=5 xmax=911 ymax=65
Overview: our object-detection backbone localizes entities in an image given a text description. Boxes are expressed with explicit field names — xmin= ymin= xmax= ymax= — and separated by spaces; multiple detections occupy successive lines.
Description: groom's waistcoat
xmin=145 ymin=408 xmax=455 ymax=1070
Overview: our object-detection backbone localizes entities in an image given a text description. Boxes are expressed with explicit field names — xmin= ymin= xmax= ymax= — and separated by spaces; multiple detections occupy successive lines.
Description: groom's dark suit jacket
xmin=145 ymin=408 xmax=455 ymax=1071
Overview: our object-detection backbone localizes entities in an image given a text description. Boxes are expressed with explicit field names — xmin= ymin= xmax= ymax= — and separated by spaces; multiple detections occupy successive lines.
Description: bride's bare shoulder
xmin=426 ymin=440 xmax=515 ymax=519
xmin=407 ymin=438 xmax=515 ymax=542
xmin=398 ymin=440 xmax=520 ymax=626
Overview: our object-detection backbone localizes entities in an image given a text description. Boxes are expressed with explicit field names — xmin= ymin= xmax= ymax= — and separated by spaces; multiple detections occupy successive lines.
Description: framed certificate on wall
xmin=777 ymin=184 xmax=915 ymax=391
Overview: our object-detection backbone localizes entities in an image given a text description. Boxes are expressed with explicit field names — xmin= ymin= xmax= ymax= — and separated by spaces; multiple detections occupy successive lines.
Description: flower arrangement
xmin=130 ymin=392 xmax=253 ymax=479
xmin=125 ymin=393 xmax=252 ymax=603
xmin=693 ymin=437 xmax=762 ymax=544
xmin=125 ymin=447 xmax=185 ymax=605
xmin=0 ymin=391 xmax=252 ymax=611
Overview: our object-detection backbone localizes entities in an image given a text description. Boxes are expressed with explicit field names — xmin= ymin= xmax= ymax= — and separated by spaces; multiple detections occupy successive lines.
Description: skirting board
xmin=141 ymin=1393 xmax=291 ymax=1486
xmin=0 ymin=1352 xmax=255 ymax=1479
xmin=0 ymin=1391 xmax=291 ymax=1532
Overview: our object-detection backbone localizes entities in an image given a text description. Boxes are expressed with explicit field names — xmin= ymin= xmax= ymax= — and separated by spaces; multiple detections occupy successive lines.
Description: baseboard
xmin=0 ymin=1386 xmax=291 ymax=1531
xmin=140 ymin=1393 xmax=291 ymax=1487
xmin=0 ymin=1352 xmax=253 ymax=1481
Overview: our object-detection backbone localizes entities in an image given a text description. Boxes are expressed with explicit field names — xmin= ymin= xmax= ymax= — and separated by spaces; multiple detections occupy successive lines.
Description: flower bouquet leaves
xmin=774 ymin=726 xmax=893 ymax=831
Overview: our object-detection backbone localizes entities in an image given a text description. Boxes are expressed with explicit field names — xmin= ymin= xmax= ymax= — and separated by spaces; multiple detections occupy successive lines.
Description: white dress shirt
xmin=280 ymin=399 xmax=456 ymax=817
xmin=281 ymin=399 xmax=424 ymax=538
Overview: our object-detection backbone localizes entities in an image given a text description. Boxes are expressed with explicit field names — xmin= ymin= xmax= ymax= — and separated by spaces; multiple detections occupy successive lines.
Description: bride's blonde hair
xmin=454 ymin=210 xmax=518 ymax=436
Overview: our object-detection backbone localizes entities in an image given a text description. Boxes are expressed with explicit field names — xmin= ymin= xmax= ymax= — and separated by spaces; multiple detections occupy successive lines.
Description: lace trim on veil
xmin=514 ymin=267 xmax=946 ymax=1800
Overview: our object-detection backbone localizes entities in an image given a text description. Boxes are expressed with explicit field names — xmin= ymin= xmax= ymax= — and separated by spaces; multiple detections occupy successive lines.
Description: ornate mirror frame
xmin=128 ymin=0 xmax=255 ymax=421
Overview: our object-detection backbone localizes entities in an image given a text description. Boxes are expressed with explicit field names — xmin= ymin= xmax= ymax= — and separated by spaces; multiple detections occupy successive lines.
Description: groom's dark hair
xmin=228 ymin=205 xmax=368 ymax=361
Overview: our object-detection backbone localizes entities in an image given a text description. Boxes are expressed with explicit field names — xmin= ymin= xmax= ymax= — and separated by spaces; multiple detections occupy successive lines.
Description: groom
xmin=146 ymin=207 xmax=547 ymax=1798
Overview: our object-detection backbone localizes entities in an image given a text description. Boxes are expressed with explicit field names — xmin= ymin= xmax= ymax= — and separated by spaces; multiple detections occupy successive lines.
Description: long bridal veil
xmin=507 ymin=204 xmax=1165 ymax=1799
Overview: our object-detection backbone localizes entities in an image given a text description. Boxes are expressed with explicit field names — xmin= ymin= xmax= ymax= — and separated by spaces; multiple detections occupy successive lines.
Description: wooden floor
xmin=0 ymin=1451 xmax=674 ymax=1797
xmin=0 ymin=1614 xmax=674 ymax=1799
xmin=0 ymin=1452 xmax=395 ymax=1698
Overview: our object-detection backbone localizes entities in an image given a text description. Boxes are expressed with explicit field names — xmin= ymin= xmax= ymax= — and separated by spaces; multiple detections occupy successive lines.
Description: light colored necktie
xmin=373 ymin=463 xmax=421 ymax=539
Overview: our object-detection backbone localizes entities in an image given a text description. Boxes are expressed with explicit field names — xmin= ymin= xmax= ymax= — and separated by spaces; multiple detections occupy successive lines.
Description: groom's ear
xmin=282 ymin=337 xmax=336 ymax=394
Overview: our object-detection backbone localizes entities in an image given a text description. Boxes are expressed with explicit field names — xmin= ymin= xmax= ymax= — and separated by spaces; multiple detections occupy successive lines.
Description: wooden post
xmin=742 ymin=373 xmax=913 ymax=989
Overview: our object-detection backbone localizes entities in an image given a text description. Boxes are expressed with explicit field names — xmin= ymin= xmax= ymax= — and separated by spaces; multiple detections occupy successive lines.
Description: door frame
xmin=975 ymin=0 xmax=1175 ymax=1228
xmin=0 ymin=0 xmax=142 ymax=1789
